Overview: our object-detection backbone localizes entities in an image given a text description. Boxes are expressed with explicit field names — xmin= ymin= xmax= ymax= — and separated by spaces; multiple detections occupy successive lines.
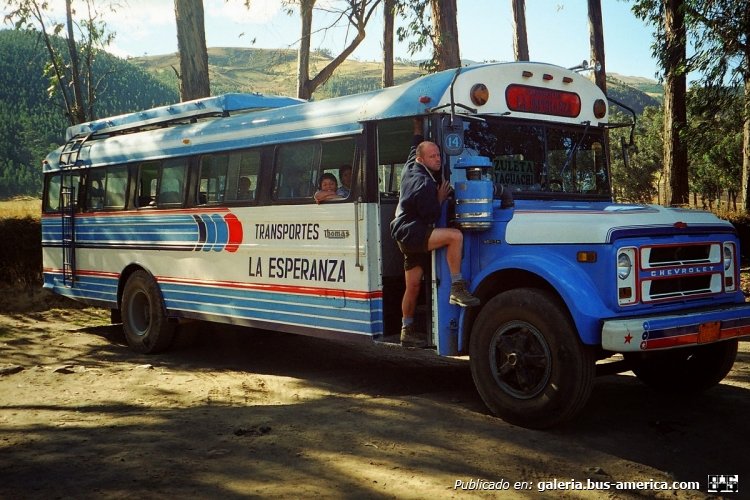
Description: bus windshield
xmin=463 ymin=117 xmax=610 ymax=199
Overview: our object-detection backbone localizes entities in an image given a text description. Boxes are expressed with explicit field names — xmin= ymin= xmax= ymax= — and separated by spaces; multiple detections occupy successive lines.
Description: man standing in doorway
xmin=390 ymin=119 xmax=480 ymax=348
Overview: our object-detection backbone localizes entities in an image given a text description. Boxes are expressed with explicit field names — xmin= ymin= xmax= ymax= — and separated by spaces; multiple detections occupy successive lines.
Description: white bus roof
xmin=64 ymin=93 xmax=306 ymax=141
xmin=46 ymin=62 xmax=607 ymax=172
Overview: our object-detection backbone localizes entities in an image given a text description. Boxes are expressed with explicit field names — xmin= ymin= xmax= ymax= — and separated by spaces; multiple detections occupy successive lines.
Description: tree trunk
xmin=662 ymin=0 xmax=689 ymax=206
xmin=65 ymin=0 xmax=86 ymax=124
xmin=297 ymin=0 xmax=378 ymax=99
xmin=511 ymin=0 xmax=529 ymax=61
xmin=174 ymin=0 xmax=210 ymax=101
xmin=743 ymin=54 xmax=750 ymax=211
xmin=430 ymin=0 xmax=460 ymax=70
xmin=382 ymin=0 xmax=395 ymax=88
xmin=587 ymin=0 xmax=606 ymax=94
xmin=296 ymin=0 xmax=314 ymax=99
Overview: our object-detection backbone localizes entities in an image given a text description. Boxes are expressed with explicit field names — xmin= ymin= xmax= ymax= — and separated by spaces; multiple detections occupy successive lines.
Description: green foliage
xmin=609 ymin=107 xmax=662 ymax=203
xmin=0 ymin=29 xmax=177 ymax=198
xmin=686 ymin=85 xmax=743 ymax=209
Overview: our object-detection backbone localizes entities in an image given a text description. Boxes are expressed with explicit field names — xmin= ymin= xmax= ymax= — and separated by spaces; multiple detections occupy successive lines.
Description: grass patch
xmin=0 ymin=197 xmax=41 ymax=220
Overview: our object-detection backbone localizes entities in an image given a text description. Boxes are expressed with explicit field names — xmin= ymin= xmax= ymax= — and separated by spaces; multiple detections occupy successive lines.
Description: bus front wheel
xmin=469 ymin=288 xmax=595 ymax=429
xmin=121 ymin=270 xmax=175 ymax=354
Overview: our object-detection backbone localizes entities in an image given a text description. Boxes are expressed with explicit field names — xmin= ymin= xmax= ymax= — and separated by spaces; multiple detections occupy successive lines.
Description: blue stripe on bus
xmin=43 ymin=273 xmax=119 ymax=305
xmin=42 ymin=271 xmax=383 ymax=336
xmin=160 ymin=282 xmax=382 ymax=335
xmin=43 ymin=215 xmax=205 ymax=245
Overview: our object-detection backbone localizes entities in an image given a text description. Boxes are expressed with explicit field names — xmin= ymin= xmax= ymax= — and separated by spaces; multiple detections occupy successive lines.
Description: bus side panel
xmin=155 ymin=204 xmax=383 ymax=338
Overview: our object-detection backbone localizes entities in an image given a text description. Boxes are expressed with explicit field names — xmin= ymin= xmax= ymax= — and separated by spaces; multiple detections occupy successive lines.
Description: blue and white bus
xmin=42 ymin=62 xmax=750 ymax=428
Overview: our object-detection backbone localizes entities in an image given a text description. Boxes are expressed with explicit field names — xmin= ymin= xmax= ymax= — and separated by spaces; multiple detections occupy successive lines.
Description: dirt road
xmin=1 ymin=297 xmax=748 ymax=499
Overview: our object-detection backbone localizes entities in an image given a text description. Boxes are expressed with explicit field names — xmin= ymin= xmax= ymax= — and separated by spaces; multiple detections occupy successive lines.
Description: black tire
xmin=469 ymin=288 xmax=595 ymax=429
xmin=628 ymin=339 xmax=738 ymax=393
xmin=121 ymin=270 xmax=175 ymax=354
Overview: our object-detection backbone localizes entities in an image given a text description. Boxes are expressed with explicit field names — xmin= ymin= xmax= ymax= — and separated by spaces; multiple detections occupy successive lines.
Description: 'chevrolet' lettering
xmin=649 ymin=265 xmax=716 ymax=277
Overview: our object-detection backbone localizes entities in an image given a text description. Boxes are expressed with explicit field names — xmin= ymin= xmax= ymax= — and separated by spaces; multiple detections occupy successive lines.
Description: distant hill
xmin=129 ymin=47 xmax=425 ymax=99
xmin=608 ymin=73 xmax=662 ymax=114
xmin=611 ymin=73 xmax=664 ymax=98
xmin=0 ymin=29 xmax=177 ymax=197
xmin=130 ymin=48 xmax=662 ymax=112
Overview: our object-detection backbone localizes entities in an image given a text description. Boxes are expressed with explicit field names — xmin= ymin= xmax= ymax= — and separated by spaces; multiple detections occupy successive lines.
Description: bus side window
xmin=87 ymin=169 xmax=106 ymax=211
xmin=318 ymin=137 xmax=356 ymax=201
xmin=104 ymin=166 xmax=128 ymax=210
xmin=376 ymin=119 xmax=413 ymax=197
xmin=198 ymin=154 xmax=229 ymax=205
xmin=158 ymin=160 xmax=187 ymax=206
xmin=273 ymin=142 xmax=321 ymax=201
xmin=227 ymin=150 xmax=260 ymax=203
xmin=44 ymin=174 xmax=62 ymax=213
xmin=137 ymin=161 xmax=160 ymax=208
xmin=45 ymin=173 xmax=82 ymax=212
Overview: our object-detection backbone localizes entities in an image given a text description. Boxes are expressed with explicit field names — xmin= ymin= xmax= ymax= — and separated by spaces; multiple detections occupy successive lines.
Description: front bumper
xmin=602 ymin=303 xmax=750 ymax=352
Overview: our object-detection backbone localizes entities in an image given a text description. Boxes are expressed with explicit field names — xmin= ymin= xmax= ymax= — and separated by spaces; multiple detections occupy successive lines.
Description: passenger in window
xmin=391 ymin=119 xmax=480 ymax=348
xmin=238 ymin=176 xmax=254 ymax=199
xmin=314 ymin=172 xmax=343 ymax=204
xmin=337 ymin=165 xmax=352 ymax=198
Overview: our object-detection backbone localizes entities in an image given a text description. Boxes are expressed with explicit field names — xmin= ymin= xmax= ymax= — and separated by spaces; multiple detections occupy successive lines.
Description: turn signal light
xmin=577 ymin=251 xmax=597 ymax=263
xmin=593 ymin=99 xmax=607 ymax=118
xmin=470 ymin=83 xmax=489 ymax=106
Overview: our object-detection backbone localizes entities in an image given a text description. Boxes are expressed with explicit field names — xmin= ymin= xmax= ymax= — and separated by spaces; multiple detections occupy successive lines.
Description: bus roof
xmin=45 ymin=62 xmax=607 ymax=172
xmin=64 ymin=93 xmax=306 ymax=141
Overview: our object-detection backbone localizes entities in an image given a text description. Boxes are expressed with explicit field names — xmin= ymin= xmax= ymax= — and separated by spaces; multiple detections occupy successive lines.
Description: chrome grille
xmin=639 ymin=243 xmax=723 ymax=302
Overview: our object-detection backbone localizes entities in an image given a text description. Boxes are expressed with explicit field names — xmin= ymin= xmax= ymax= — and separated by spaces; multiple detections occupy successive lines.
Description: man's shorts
xmin=396 ymin=227 xmax=433 ymax=271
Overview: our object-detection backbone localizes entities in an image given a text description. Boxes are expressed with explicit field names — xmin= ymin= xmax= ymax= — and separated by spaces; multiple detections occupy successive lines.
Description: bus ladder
xmin=58 ymin=134 xmax=89 ymax=287
xmin=61 ymin=185 xmax=76 ymax=286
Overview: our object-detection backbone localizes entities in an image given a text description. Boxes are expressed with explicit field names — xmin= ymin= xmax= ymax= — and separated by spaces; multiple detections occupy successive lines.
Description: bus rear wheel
xmin=469 ymin=288 xmax=595 ymax=429
xmin=627 ymin=339 xmax=738 ymax=393
xmin=121 ymin=270 xmax=175 ymax=354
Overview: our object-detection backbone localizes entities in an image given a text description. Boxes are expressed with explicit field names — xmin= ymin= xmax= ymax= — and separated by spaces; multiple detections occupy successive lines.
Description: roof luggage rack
xmin=64 ymin=93 xmax=305 ymax=141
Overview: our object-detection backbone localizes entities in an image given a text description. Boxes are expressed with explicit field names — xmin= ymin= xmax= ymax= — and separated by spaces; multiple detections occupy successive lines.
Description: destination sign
xmin=493 ymin=157 xmax=535 ymax=185
xmin=505 ymin=84 xmax=581 ymax=118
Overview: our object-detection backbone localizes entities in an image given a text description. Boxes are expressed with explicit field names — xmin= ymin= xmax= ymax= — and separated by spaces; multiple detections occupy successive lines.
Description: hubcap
xmin=128 ymin=289 xmax=151 ymax=337
xmin=489 ymin=320 xmax=552 ymax=399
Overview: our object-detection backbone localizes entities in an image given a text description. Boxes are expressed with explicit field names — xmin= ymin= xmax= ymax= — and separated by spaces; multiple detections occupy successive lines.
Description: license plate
xmin=697 ymin=321 xmax=721 ymax=343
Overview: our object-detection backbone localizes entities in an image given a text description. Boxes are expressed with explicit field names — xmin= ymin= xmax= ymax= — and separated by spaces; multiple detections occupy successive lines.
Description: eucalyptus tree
xmin=382 ymin=0 xmax=396 ymax=87
xmin=4 ymin=0 xmax=117 ymax=124
xmin=511 ymin=0 xmax=529 ymax=61
xmin=683 ymin=0 xmax=750 ymax=210
xmin=396 ymin=0 xmax=460 ymax=72
xmin=588 ymin=0 xmax=606 ymax=93
xmin=687 ymin=85 xmax=743 ymax=210
xmin=174 ymin=0 xmax=210 ymax=101
xmin=632 ymin=0 xmax=689 ymax=207
xmin=293 ymin=0 xmax=381 ymax=99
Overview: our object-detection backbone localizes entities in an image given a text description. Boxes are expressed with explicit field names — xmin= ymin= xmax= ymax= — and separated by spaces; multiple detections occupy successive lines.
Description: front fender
xmin=470 ymin=248 xmax=609 ymax=346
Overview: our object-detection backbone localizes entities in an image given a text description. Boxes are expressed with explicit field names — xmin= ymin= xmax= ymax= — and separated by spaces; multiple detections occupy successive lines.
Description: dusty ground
xmin=1 ymin=288 xmax=749 ymax=499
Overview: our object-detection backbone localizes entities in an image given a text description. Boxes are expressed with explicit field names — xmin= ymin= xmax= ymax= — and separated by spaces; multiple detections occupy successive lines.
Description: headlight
xmin=724 ymin=245 xmax=732 ymax=270
xmin=617 ymin=252 xmax=632 ymax=280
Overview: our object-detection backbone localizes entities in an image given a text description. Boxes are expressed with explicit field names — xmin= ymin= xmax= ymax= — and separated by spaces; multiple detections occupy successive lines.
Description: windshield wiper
xmin=559 ymin=121 xmax=591 ymax=189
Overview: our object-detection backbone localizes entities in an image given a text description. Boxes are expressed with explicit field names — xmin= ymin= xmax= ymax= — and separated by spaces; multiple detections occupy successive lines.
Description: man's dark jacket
xmin=390 ymin=135 xmax=441 ymax=249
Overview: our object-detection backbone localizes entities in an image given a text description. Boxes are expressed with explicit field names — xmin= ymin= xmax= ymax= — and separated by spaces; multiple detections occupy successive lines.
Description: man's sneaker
xmin=449 ymin=280 xmax=480 ymax=307
xmin=400 ymin=324 xmax=428 ymax=348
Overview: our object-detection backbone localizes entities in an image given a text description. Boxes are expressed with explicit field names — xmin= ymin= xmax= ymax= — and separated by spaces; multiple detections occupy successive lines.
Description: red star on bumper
xmin=624 ymin=333 xmax=633 ymax=344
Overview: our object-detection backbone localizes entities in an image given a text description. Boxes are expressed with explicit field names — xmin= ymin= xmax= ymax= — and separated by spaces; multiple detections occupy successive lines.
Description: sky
xmin=2 ymin=0 xmax=662 ymax=81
